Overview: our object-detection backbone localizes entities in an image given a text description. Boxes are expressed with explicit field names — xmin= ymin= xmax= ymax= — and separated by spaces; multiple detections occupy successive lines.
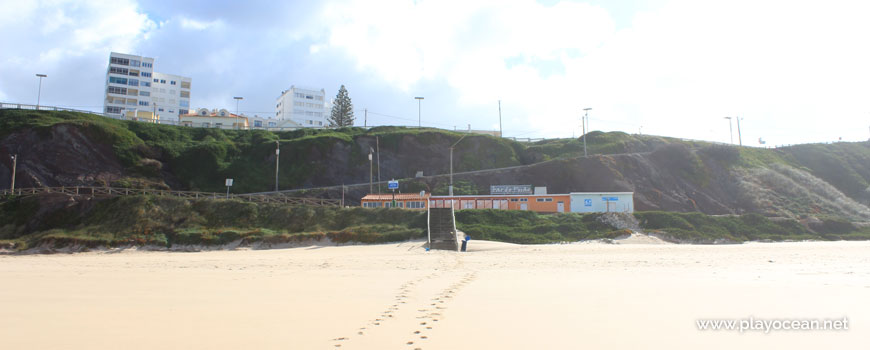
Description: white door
xmin=520 ymin=203 xmax=528 ymax=211
xmin=557 ymin=201 xmax=565 ymax=213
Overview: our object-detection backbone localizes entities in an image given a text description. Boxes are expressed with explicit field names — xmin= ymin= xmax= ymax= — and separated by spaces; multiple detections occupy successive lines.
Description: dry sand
xmin=1 ymin=238 xmax=868 ymax=349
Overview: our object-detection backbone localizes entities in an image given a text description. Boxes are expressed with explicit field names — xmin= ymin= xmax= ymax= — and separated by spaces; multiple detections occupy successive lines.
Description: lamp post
xmin=415 ymin=96 xmax=424 ymax=127
xmin=724 ymin=117 xmax=734 ymax=144
xmin=35 ymin=74 xmax=47 ymax=109
xmin=9 ymin=154 xmax=17 ymax=193
xmin=274 ymin=140 xmax=280 ymax=192
xmin=449 ymin=125 xmax=471 ymax=196
xmin=368 ymin=147 xmax=374 ymax=194
xmin=582 ymin=107 xmax=591 ymax=157
xmin=234 ymin=96 xmax=243 ymax=115
xmin=736 ymin=116 xmax=743 ymax=146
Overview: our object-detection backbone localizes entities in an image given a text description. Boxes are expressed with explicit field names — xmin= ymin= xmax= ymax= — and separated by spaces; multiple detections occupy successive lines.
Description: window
xmin=140 ymin=81 xmax=151 ymax=87
xmin=158 ymin=108 xmax=164 ymax=112
xmin=105 ymin=106 xmax=123 ymax=114
xmin=295 ymin=93 xmax=304 ymax=98
xmin=180 ymin=91 xmax=190 ymax=98
xmin=385 ymin=202 xmax=404 ymax=208
xmin=202 ymin=122 xmax=210 ymax=128
xmin=128 ymin=71 xmax=139 ymax=77
xmin=126 ymin=99 xmax=137 ymax=105
xmin=168 ymin=109 xmax=174 ymax=113
xmin=181 ymin=81 xmax=190 ymax=89
xmin=535 ymin=198 xmax=554 ymax=202
xmin=520 ymin=198 xmax=528 ymax=202
xmin=407 ymin=201 xmax=425 ymax=209
xmin=142 ymin=62 xmax=152 ymax=68
xmin=268 ymin=122 xmax=277 ymax=127
xmin=109 ymin=67 xmax=128 ymax=75
xmin=363 ymin=202 xmax=381 ymax=208
xmin=153 ymin=78 xmax=158 ymax=83
xmin=139 ymin=91 xmax=150 ymax=97
xmin=141 ymin=72 xmax=151 ymax=77
xmin=138 ymin=101 xmax=149 ymax=106
xmin=107 ymin=86 xmax=126 ymax=94
xmin=464 ymin=201 xmax=474 ymax=209
xmin=214 ymin=123 xmax=222 ymax=128
xmin=127 ymin=79 xmax=139 ymax=86
xmin=254 ymin=120 xmax=263 ymax=127
xmin=109 ymin=76 xmax=127 ymax=85
xmin=170 ymin=81 xmax=176 ymax=85
xmin=110 ymin=57 xmax=130 ymax=65
xmin=510 ymin=198 xmax=518 ymax=202
xmin=317 ymin=121 xmax=323 ymax=126
xmin=160 ymin=79 xmax=166 ymax=84
xmin=130 ymin=59 xmax=140 ymax=67
xmin=179 ymin=109 xmax=188 ymax=115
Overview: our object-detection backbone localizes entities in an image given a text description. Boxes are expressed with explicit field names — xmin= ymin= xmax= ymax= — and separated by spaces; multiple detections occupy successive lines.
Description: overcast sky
xmin=1 ymin=0 xmax=869 ymax=146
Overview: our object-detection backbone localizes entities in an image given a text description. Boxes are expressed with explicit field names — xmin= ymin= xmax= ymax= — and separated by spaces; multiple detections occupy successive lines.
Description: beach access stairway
xmin=428 ymin=207 xmax=460 ymax=251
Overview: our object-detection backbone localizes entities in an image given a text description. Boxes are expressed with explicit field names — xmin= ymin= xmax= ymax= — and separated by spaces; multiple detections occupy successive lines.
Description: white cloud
xmin=315 ymin=0 xmax=870 ymax=144
xmin=179 ymin=17 xmax=224 ymax=31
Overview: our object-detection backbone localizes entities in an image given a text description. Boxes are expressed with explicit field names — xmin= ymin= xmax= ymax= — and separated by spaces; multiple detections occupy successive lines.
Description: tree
xmin=328 ymin=85 xmax=354 ymax=127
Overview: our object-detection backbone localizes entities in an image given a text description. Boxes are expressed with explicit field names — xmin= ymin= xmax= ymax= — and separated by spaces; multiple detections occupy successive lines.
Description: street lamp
xmin=724 ymin=117 xmax=734 ymax=144
xmin=368 ymin=148 xmax=374 ymax=194
xmin=234 ymin=97 xmax=243 ymax=115
xmin=736 ymin=116 xmax=743 ymax=146
xmin=449 ymin=125 xmax=471 ymax=196
xmin=274 ymin=140 xmax=280 ymax=192
xmin=35 ymin=74 xmax=47 ymax=109
xmin=582 ymin=107 xmax=592 ymax=157
xmin=415 ymin=96 xmax=424 ymax=127
xmin=9 ymin=154 xmax=17 ymax=193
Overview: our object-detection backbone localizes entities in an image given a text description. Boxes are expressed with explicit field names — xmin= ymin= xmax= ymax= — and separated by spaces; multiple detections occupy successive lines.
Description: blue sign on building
xmin=584 ymin=199 xmax=592 ymax=206
xmin=388 ymin=180 xmax=399 ymax=189
xmin=603 ymin=197 xmax=619 ymax=201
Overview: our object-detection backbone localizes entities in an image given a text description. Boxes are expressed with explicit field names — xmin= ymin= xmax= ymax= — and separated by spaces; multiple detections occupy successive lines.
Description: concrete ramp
xmin=427 ymin=207 xmax=459 ymax=251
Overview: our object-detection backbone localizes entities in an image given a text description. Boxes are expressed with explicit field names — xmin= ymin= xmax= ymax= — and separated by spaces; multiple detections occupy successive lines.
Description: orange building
xmin=361 ymin=193 xmax=431 ymax=209
xmin=428 ymin=194 xmax=571 ymax=213
xmin=360 ymin=193 xmax=571 ymax=213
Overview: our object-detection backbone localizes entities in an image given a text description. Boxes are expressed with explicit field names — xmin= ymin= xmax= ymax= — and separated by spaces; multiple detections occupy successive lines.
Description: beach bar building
xmin=428 ymin=194 xmax=571 ymax=213
xmin=361 ymin=193 xmax=430 ymax=209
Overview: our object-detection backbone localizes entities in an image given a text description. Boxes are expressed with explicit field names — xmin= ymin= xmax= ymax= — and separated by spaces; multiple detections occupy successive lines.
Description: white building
xmin=275 ymin=86 xmax=329 ymax=127
xmin=104 ymin=52 xmax=155 ymax=117
xmin=103 ymin=52 xmax=191 ymax=121
xmin=149 ymin=72 xmax=191 ymax=121
xmin=569 ymin=192 xmax=635 ymax=213
xmin=248 ymin=115 xmax=302 ymax=130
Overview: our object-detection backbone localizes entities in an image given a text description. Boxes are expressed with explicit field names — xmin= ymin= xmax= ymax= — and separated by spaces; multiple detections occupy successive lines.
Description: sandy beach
xmin=1 ymin=237 xmax=868 ymax=349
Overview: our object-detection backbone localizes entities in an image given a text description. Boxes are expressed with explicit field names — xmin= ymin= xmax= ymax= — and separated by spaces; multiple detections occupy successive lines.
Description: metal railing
xmin=0 ymin=186 xmax=341 ymax=207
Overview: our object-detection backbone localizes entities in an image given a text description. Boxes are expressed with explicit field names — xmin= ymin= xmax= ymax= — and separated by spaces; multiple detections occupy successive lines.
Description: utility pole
xmin=498 ymin=100 xmax=503 ymax=137
xmin=364 ymin=108 xmax=367 ymax=128
xmin=369 ymin=148 xmax=373 ymax=193
xmin=582 ymin=107 xmax=592 ymax=157
xmin=376 ymin=136 xmax=381 ymax=193
xmin=234 ymin=97 xmax=243 ymax=115
xmin=449 ymin=125 xmax=471 ymax=196
xmin=9 ymin=154 xmax=17 ymax=193
xmin=274 ymin=141 xmax=280 ymax=192
xmin=35 ymin=74 xmax=47 ymax=109
xmin=415 ymin=96 xmax=424 ymax=127
xmin=736 ymin=117 xmax=743 ymax=146
xmin=724 ymin=117 xmax=734 ymax=144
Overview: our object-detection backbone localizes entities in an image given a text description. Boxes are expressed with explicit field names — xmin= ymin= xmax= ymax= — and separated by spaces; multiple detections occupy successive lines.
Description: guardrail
xmin=0 ymin=186 xmax=341 ymax=207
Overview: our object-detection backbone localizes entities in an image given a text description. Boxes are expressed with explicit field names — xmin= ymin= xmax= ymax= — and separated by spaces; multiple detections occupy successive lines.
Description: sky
xmin=1 ymin=0 xmax=869 ymax=146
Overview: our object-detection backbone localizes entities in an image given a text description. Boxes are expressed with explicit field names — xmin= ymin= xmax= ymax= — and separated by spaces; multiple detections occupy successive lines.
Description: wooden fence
xmin=0 ymin=186 xmax=341 ymax=207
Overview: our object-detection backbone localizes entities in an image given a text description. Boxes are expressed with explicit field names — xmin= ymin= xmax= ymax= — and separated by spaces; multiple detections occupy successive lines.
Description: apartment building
xmin=104 ymin=53 xmax=154 ymax=117
xmin=150 ymin=72 xmax=191 ymax=121
xmin=275 ymin=85 xmax=329 ymax=127
xmin=103 ymin=52 xmax=191 ymax=121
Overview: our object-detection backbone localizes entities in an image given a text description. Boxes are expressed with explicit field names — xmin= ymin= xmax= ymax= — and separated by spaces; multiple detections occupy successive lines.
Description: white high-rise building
xmin=275 ymin=86 xmax=329 ymax=127
xmin=104 ymin=53 xmax=155 ymax=116
xmin=103 ymin=52 xmax=191 ymax=121
xmin=150 ymin=72 xmax=192 ymax=120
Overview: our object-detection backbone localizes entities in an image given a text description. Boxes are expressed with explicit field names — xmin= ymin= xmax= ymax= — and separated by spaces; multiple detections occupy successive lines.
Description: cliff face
xmin=2 ymin=109 xmax=869 ymax=220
